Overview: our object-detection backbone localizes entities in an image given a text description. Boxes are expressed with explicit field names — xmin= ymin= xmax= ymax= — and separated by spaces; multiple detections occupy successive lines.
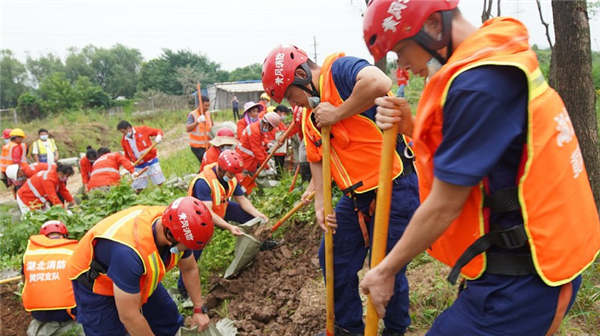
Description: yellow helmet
xmin=260 ymin=93 xmax=271 ymax=102
xmin=267 ymin=106 xmax=276 ymax=112
xmin=9 ymin=128 xmax=25 ymax=138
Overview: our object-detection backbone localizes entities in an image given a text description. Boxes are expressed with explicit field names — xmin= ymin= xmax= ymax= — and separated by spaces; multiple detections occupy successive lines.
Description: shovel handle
xmin=246 ymin=119 xmax=297 ymax=187
xmin=270 ymin=191 xmax=315 ymax=233
xmin=365 ymin=126 xmax=398 ymax=336
xmin=0 ymin=276 xmax=22 ymax=285
xmin=133 ymin=142 xmax=158 ymax=167
xmin=321 ymin=126 xmax=335 ymax=335
xmin=132 ymin=166 xmax=150 ymax=180
xmin=289 ymin=165 xmax=300 ymax=192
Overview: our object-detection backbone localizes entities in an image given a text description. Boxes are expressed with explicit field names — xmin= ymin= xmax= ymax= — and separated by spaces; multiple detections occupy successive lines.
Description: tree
xmin=229 ymin=63 xmax=262 ymax=81
xmin=552 ymin=0 xmax=600 ymax=210
xmin=176 ymin=65 xmax=204 ymax=97
xmin=65 ymin=46 xmax=96 ymax=84
xmin=137 ymin=49 xmax=228 ymax=95
xmin=26 ymin=52 xmax=65 ymax=87
xmin=39 ymin=72 xmax=78 ymax=113
xmin=16 ymin=92 xmax=45 ymax=121
xmin=0 ymin=50 xmax=28 ymax=108
xmin=89 ymin=44 xmax=142 ymax=98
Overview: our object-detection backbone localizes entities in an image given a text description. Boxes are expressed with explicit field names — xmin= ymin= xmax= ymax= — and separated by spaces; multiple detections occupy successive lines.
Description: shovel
xmin=289 ymin=164 xmax=300 ymax=192
xmin=269 ymin=191 xmax=315 ymax=233
xmin=364 ymin=126 xmax=398 ymax=336
xmin=133 ymin=142 xmax=159 ymax=167
xmin=240 ymin=120 xmax=296 ymax=194
xmin=322 ymin=126 xmax=335 ymax=336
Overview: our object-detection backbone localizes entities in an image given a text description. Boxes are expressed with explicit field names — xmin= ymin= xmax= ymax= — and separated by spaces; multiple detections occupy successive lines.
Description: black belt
xmin=447 ymin=224 xmax=533 ymax=284
xmin=75 ymin=260 xmax=106 ymax=291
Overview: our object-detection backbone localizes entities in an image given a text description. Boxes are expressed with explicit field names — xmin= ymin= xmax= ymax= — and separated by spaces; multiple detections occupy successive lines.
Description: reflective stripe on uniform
xmin=91 ymin=167 xmax=121 ymax=176
xmin=27 ymin=179 xmax=47 ymax=204
xmin=237 ymin=145 xmax=255 ymax=157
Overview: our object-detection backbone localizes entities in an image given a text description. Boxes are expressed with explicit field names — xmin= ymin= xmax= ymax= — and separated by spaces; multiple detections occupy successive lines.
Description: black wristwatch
xmin=193 ymin=305 xmax=208 ymax=314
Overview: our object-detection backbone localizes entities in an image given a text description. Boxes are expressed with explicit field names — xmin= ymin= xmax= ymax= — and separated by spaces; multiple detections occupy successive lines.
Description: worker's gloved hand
xmin=155 ymin=134 xmax=163 ymax=143
xmin=267 ymin=142 xmax=275 ymax=149
xmin=132 ymin=171 xmax=140 ymax=179
xmin=197 ymin=115 xmax=206 ymax=123
xmin=66 ymin=209 xmax=73 ymax=216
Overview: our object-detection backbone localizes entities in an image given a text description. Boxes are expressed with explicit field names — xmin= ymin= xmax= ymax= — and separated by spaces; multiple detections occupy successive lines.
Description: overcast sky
xmin=2 ymin=0 xmax=599 ymax=71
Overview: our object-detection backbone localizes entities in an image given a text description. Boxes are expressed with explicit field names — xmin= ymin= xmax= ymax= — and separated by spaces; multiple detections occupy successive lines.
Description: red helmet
xmin=162 ymin=197 xmax=214 ymax=250
xmin=218 ymin=149 xmax=244 ymax=174
xmin=2 ymin=129 xmax=11 ymax=139
xmin=262 ymin=44 xmax=310 ymax=104
xmin=363 ymin=0 xmax=459 ymax=61
xmin=40 ymin=220 xmax=69 ymax=237
xmin=216 ymin=128 xmax=235 ymax=138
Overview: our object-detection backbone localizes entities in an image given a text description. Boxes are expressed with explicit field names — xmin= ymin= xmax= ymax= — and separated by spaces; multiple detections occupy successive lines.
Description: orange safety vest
xmin=189 ymin=109 xmax=213 ymax=148
xmin=201 ymin=146 xmax=221 ymax=171
xmin=302 ymin=52 xmax=412 ymax=194
xmin=22 ymin=235 xmax=78 ymax=315
xmin=0 ymin=142 xmax=27 ymax=172
xmin=67 ymin=206 xmax=184 ymax=304
xmin=414 ymin=17 xmax=600 ymax=286
xmin=188 ymin=163 xmax=237 ymax=218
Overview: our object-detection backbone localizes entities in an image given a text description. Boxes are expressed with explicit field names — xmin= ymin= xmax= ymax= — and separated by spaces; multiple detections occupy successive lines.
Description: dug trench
xmin=204 ymin=218 xmax=327 ymax=336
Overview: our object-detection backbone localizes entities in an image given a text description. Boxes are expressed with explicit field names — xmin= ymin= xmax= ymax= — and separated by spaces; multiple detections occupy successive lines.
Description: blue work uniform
xmin=71 ymin=220 xmax=191 ymax=336
xmin=427 ymin=66 xmax=581 ymax=335
xmin=316 ymin=56 xmax=420 ymax=334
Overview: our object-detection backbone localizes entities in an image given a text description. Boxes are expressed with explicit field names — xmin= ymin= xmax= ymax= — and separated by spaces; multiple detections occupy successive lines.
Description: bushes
xmin=16 ymin=92 xmax=45 ymax=120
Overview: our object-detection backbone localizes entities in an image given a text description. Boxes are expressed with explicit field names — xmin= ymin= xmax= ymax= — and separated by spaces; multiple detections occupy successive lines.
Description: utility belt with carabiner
xmin=75 ymin=260 xmax=107 ymax=292
xmin=447 ymin=188 xmax=537 ymax=284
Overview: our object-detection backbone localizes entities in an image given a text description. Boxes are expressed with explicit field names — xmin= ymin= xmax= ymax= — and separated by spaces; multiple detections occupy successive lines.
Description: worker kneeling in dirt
xmin=22 ymin=220 xmax=82 ymax=336
xmin=237 ymin=111 xmax=280 ymax=176
xmin=67 ymin=197 xmax=214 ymax=335
xmin=16 ymin=163 xmax=76 ymax=215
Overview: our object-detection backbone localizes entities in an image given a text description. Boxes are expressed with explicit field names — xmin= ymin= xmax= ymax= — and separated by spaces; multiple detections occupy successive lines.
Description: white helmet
xmin=263 ymin=112 xmax=281 ymax=128
xmin=6 ymin=164 xmax=20 ymax=181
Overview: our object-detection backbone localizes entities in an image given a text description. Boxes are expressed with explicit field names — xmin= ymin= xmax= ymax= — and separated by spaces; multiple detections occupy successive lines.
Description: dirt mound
xmin=1 ymin=283 xmax=30 ymax=336
xmin=205 ymin=220 xmax=326 ymax=336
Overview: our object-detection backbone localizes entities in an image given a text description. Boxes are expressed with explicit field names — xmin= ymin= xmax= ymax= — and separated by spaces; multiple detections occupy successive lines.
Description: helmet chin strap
xmin=292 ymin=62 xmax=320 ymax=97
xmin=412 ymin=10 xmax=455 ymax=65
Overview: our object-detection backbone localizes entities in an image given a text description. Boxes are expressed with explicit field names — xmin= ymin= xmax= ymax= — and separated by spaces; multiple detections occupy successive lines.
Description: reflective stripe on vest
xmin=66 ymin=207 xmax=179 ymax=304
xmin=414 ymin=17 xmax=600 ymax=286
xmin=0 ymin=142 xmax=27 ymax=171
xmin=91 ymin=167 xmax=121 ymax=176
xmin=189 ymin=110 xmax=210 ymax=147
xmin=301 ymin=52 xmax=404 ymax=194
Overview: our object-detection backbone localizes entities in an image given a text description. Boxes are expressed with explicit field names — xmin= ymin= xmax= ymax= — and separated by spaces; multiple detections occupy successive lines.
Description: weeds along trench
xmin=1 ymin=144 xmax=599 ymax=335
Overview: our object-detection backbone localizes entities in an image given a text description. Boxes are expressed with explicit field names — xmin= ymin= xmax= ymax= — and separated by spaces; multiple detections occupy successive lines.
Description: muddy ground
xmin=205 ymin=218 xmax=326 ymax=336
xmin=1 ymin=283 xmax=30 ymax=336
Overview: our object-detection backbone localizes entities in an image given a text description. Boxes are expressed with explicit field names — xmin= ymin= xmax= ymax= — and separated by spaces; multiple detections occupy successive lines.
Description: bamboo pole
xmin=0 ymin=276 xmax=21 ymax=285
xmin=364 ymin=126 xmax=398 ymax=336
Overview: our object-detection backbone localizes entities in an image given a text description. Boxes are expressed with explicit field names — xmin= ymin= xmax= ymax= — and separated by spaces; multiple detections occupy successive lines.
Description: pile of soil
xmin=1 ymin=283 xmax=31 ymax=336
xmin=205 ymin=219 xmax=327 ymax=336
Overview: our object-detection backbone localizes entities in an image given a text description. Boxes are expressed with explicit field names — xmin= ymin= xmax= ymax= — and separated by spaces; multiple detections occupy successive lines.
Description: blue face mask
xmin=40 ymin=135 xmax=48 ymax=141
xmin=126 ymin=131 xmax=133 ymax=138
xmin=170 ymin=244 xmax=180 ymax=254
xmin=223 ymin=175 xmax=231 ymax=182
xmin=3 ymin=139 xmax=9 ymax=145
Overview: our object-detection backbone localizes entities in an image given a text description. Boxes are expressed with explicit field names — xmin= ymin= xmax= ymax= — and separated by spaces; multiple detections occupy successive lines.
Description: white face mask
xmin=40 ymin=135 xmax=48 ymax=141
xmin=3 ymin=139 xmax=9 ymax=145
xmin=170 ymin=245 xmax=180 ymax=254
xmin=223 ymin=175 xmax=231 ymax=182
xmin=426 ymin=58 xmax=443 ymax=82
xmin=126 ymin=131 xmax=133 ymax=138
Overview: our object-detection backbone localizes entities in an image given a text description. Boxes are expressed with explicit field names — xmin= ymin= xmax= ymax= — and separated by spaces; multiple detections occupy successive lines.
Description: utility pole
xmin=313 ymin=36 xmax=319 ymax=63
